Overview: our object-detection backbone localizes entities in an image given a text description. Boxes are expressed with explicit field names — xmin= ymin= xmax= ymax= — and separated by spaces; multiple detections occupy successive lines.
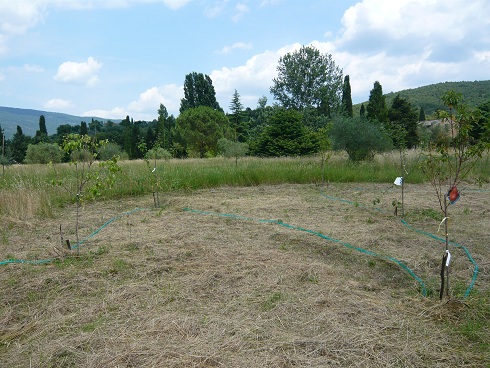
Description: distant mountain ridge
xmin=0 ymin=106 xmax=117 ymax=139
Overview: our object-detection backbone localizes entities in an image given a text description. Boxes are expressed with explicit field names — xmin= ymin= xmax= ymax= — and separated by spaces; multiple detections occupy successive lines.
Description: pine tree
xmin=419 ymin=106 xmax=426 ymax=122
xmin=341 ymin=75 xmax=353 ymax=117
xmin=229 ymin=89 xmax=244 ymax=142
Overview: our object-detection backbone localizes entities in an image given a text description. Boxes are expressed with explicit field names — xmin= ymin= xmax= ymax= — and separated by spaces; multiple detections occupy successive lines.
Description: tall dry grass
xmin=1 ymin=150 xmax=488 ymax=221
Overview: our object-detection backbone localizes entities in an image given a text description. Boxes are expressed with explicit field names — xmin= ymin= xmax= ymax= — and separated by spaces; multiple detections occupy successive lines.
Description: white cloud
xmin=54 ymin=57 xmax=102 ymax=86
xmin=204 ymin=0 xmax=228 ymax=18
xmin=44 ymin=98 xmax=74 ymax=110
xmin=0 ymin=1 xmax=46 ymax=35
xmin=260 ymin=0 xmax=282 ymax=6
xmin=232 ymin=2 xmax=250 ymax=22
xmin=216 ymin=42 xmax=253 ymax=55
xmin=160 ymin=0 xmax=192 ymax=10
xmin=210 ymin=48 xmax=283 ymax=108
xmin=84 ymin=83 xmax=183 ymax=120
xmin=83 ymin=107 xmax=128 ymax=120
xmin=127 ymin=84 xmax=182 ymax=115
xmin=23 ymin=64 xmax=44 ymax=73
xmin=330 ymin=0 xmax=490 ymax=101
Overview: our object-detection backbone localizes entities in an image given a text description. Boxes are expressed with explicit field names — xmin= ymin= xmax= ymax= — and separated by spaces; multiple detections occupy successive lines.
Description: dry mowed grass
xmin=1 ymin=183 xmax=489 ymax=367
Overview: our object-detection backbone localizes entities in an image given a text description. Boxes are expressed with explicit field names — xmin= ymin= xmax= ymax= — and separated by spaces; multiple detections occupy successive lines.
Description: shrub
xmin=145 ymin=146 xmax=172 ymax=160
xmin=97 ymin=142 xmax=123 ymax=161
xmin=24 ymin=143 xmax=62 ymax=164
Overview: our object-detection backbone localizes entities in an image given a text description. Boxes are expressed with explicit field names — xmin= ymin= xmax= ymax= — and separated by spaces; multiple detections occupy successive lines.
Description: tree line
xmin=1 ymin=45 xmax=489 ymax=166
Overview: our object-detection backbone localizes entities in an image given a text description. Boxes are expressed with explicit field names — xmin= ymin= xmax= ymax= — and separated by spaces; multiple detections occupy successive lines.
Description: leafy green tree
xmin=145 ymin=146 xmax=172 ymax=160
xmin=180 ymin=72 xmax=222 ymax=113
xmin=156 ymin=103 xmax=174 ymax=150
xmin=250 ymin=108 xmax=319 ymax=157
xmin=25 ymin=142 xmax=62 ymax=164
xmin=97 ymin=142 xmax=124 ymax=161
xmin=54 ymin=134 xmax=121 ymax=247
xmin=55 ymin=124 xmax=78 ymax=144
xmin=270 ymin=45 xmax=343 ymax=116
xmin=341 ymin=75 xmax=353 ymax=117
xmin=473 ymin=100 xmax=490 ymax=144
xmin=122 ymin=118 xmax=143 ymax=159
xmin=88 ymin=118 xmax=103 ymax=136
xmin=367 ymin=81 xmax=388 ymax=124
xmin=175 ymin=106 xmax=230 ymax=158
xmin=388 ymin=94 xmax=419 ymax=149
xmin=420 ymin=91 xmax=489 ymax=299
xmin=246 ymin=96 xmax=275 ymax=143
xmin=330 ymin=116 xmax=392 ymax=161
xmin=11 ymin=125 xmax=29 ymax=163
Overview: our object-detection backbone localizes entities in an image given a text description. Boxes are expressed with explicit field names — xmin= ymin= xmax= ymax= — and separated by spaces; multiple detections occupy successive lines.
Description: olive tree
xmin=330 ymin=116 xmax=392 ymax=161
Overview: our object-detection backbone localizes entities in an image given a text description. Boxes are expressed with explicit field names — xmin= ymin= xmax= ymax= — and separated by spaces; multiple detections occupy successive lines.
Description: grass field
xmin=0 ymin=154 xmax=489 ymax=367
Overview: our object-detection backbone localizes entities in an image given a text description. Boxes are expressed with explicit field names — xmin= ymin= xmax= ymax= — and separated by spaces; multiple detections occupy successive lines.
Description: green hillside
xmin=0 ymin=107 xmax=114 ymax=139
xmin=356 ymin=80 xmax=490 ymax=117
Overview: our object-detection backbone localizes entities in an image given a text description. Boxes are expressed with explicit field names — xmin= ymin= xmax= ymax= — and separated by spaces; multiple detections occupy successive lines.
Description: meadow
xmin=0 ymin=152 xmax=489 ymax=367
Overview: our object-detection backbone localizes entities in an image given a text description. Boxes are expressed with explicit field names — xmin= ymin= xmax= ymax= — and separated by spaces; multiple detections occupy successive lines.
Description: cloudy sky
xmin=1 ymin=0 xmax=489 ymax=121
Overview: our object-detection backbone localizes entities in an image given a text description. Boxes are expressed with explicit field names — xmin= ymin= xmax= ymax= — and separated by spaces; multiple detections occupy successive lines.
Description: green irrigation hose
xmin=319 ymin=192 xmax=479 ymax=299
xmin=182 ymin=207 xmax=428 ymax=297
xmin=1 ymin=190 xmax=479 ymax=299
xmin=0 ymin=208 xmax=147 ymax=267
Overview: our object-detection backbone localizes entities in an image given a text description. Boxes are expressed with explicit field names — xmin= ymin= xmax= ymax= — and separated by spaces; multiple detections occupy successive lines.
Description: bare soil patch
xmin=1 ymin=183 xmax=489 ymax=367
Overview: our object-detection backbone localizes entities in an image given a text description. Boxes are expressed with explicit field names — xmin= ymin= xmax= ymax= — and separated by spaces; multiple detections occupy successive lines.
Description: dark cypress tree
xmin=11 ymin=125 xmax=29 ymax=163
xmin=145 ymin=126 xmax=156 ymax=148
xmin=419 ymin=106 xmax=426 ymax=122
xmin=80 ymin=121 xmax=88 ymax=135
xmin=366 ymin=81 xmax=388 ymax=123
xmin=360 ymin=103 xmax=365 ymax=117
xmin=388 ymin=94 xmax=419 ymax=149
xmin=34 ymin=115 xmax=49 ymax=143
xmin=39 ymin=115 xmax=48 ymax=135
xmin=341 ymin=75 xmax=353 ymax=117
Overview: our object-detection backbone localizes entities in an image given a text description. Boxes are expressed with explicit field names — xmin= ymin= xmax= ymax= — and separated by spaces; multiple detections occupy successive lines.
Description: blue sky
xmin=1 ymin=0 xmax=489 ymax=121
